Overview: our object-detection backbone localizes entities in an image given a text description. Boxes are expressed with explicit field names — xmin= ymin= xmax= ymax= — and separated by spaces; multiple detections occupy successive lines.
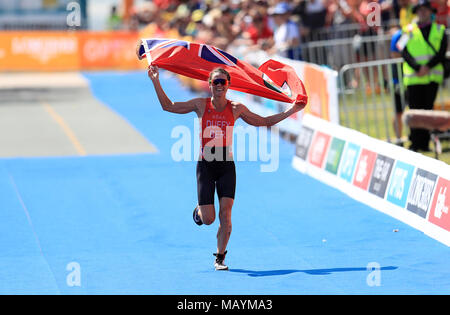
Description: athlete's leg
xmin=214 ymin=197 xmax=232 ymax=270
xmin=198 ymin=204 xmax=215 ymax=225
xmin=196 ymin=160 xmax=216 ymax=225
xmin=215 ymin=160 xmax=236 ymax=254
xmin=217 ymin=197 xmax=233 ymax=254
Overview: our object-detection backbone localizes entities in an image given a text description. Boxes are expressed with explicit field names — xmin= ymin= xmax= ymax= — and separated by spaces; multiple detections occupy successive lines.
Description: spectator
xmin=268 ymin=2 xmax=302 ymax=60
xmin=202 ymin=8 xmax=228 ymax=48
xmin=400 ymin=0 xmax=447 ymax=151
xmin=397 ymin=0 xmax=416 ymax=28
xmin=138 ymin=4 xmax=176 ymax=38
xmin=293 ymin=0 xmax=328 ymax=41
xmin=354 ymin=0 xmax=380 ymax=60
xmin=379 ymin=0 xmax=396 ymax=28
xmin=390 ymin=28 xmax=407 ymax=146
xmin=431 ymin=0 xmax=449 ymax=26
xmin=254 ymin=0 xmax=270 ymax=17
xmin=152 ymin=0 xmax=178 ymax=11
xmin=107 ymin=5 xmax=122 ymax=31
xmin=242 ymin=10 xmax=274 ymax=51
xmin=325 ymin=0 xmax=361 ymax=40
xmin=185 ymin=9 xmax=205 ymax=37
xmin=215 ymin=5 xmax=239 ymax=44
xmin=349 ymin=0 xmax=382 ymax=93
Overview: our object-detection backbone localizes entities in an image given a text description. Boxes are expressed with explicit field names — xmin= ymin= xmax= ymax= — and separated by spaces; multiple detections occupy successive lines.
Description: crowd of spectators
xmin=114 ymin=0 xmax=448 ymax=61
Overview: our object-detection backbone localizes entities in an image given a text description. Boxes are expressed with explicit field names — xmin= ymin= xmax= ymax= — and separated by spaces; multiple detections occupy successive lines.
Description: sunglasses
xmin=211 ymin=78 xmax=229 ymax=86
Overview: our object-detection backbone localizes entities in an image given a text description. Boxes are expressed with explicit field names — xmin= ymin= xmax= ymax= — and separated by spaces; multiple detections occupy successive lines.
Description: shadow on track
xmin=229 ymin=266 xmax=398 ymax=277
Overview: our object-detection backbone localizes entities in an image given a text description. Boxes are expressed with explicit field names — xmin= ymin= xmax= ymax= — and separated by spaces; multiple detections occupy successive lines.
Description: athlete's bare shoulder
xmin=230 ymin=101 xmax=245 ymax=111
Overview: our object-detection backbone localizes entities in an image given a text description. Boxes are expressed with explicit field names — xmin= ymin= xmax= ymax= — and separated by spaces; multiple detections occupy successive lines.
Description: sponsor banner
xmin=428 ymin=177 xmax=450 ymax=232
xmin=368 ymin=154 xmax=395 ymax=199
xmin=295 ymin=125 xmax=314 ymax=160
xmin=386 ymin=161 xmax=416 ymax=208
xmin=0 ymin=31 xmax=79 ymax=71
xmin=325 ymin=137 xmax=345 ymax=175
xmin=406 ymin=169 xmax=438 ymax=219
xmin=292 ymin=114 xmax=450 ymax=246
xmin=79 ymin=32 xmax=141 ymax=70
xmin=302 ymin=63 xmax=335 ymax=123
xmin=338 ymin=142 xmax=361 ymax=183
xmin=307 ymin=131 xmax=331 ymax=168
xmin=353 ymin=149 xmax=377 ymax=191
xmin=0 ymin=31 xmax=143 ymax=71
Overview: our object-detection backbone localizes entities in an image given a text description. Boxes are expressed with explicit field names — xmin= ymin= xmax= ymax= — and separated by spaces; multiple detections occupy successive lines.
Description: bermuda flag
xmin=137 ymin=38 xmax=308 ymax=105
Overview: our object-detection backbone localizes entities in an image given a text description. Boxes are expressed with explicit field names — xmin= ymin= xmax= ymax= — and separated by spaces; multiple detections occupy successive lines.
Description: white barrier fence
xmin=301 ymin=29 xmax=450 ymax=71
xmin=292 ymin=114 xmax=450 ymax=247
xmin=339 ymin=54 xmax=450 ymax=143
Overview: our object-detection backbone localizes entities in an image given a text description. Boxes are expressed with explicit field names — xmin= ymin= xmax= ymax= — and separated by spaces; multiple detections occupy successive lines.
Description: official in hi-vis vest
xmin=400 ymin=0 xmax=447 ymax=152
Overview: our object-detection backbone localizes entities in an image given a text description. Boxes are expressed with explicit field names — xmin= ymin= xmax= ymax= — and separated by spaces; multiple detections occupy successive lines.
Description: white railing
xmin=338 ymin=53 xmax=450 ymax=142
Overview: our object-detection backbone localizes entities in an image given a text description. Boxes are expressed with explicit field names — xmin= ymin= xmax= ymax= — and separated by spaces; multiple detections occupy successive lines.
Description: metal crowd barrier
xmin=301 ymin=33 xmax=393 ymax=70
xmin=302 ymin=29 xmax=450 ymax=71
xmin=304 ymin=20 xmax=400 ymax=42
xmin=338 ymin=54 xmax=450 ymax=143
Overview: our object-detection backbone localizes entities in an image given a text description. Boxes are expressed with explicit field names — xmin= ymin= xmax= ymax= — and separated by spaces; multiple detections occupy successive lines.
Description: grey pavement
xmin=0 ymin=73 xmax=157 ymax=158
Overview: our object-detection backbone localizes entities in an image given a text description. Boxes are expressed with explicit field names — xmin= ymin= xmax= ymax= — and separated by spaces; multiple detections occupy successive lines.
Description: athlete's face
xmin=209 ymin=73 xmax=229 ymax=98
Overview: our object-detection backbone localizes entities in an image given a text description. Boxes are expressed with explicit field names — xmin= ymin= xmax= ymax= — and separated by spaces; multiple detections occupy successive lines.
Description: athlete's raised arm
xmin=234 ymin=101 xmax=306 ymax=127
xmin=148 ymin=65 xmax=204 ymax=116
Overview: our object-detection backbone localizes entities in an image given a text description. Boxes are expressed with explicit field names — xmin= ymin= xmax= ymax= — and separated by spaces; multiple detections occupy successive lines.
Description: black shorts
xmin=196 ymin=158 xmax=236 ymax=206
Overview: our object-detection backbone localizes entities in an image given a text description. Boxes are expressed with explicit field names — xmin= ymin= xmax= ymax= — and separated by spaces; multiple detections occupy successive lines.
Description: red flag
xmin=137 ymin=38 xmax=307 ymax=105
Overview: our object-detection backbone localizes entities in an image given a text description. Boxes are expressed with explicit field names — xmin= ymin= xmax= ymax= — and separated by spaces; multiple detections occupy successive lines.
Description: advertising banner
xmin=78 ymin=32 xmax=141 ymax=70
xmin=0 ymin=31 xmax=79 ymax=71
xmin=292 ymin=114 xmax=450 ymax=246
xmin=429 ymin=177 xmax=450 ymax=232
xmin=0 ymin=31 xmax=142 ymax=71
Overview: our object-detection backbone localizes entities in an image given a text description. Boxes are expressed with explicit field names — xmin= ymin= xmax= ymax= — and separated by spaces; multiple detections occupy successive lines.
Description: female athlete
xmin=148 ymin=65 xmax=306 ymax=270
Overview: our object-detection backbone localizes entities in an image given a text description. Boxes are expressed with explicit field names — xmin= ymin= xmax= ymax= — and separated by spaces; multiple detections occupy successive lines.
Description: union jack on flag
xmin=199 ymin=45 xmax=237 ymax=67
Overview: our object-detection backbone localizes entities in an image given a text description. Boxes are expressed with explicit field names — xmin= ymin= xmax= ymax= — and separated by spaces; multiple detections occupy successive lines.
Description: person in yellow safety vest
xmin=400 ymin=0 xmax=447 ymax=152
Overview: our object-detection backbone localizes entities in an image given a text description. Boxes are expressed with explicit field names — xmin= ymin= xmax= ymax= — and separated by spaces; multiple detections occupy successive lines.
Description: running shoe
xmin=193 ymin=206 xmax=203 ymax=226
xmin=213 ymin=251 xmax=228 ymax=271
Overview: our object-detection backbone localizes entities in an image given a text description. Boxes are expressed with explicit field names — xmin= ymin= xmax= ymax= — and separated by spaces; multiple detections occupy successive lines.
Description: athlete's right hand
xmin=148 ymin=65 xmax=159 ymax=81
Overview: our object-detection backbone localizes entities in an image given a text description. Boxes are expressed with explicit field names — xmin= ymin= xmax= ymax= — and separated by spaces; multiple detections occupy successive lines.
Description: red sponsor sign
xmin=352 ymin=149 xmax=377 ymax=190
xmin=307 ymin=131 xmax=331 ymax=168
xmin=428 ymin=177 xmax=450 ymax=231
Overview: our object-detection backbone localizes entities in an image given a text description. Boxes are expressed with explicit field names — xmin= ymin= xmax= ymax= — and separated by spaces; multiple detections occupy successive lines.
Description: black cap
xmin=412 ymin=0 xmax=437 ymax=14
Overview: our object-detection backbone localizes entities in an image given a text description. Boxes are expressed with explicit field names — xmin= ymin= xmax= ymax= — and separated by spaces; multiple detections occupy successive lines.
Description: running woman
xmin=147 ymin=65 xmax=306 ymax=270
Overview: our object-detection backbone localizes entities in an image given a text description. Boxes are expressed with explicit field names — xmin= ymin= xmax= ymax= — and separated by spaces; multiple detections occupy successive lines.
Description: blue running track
xmin=0 ymin=71 xmax=449 ymax=294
